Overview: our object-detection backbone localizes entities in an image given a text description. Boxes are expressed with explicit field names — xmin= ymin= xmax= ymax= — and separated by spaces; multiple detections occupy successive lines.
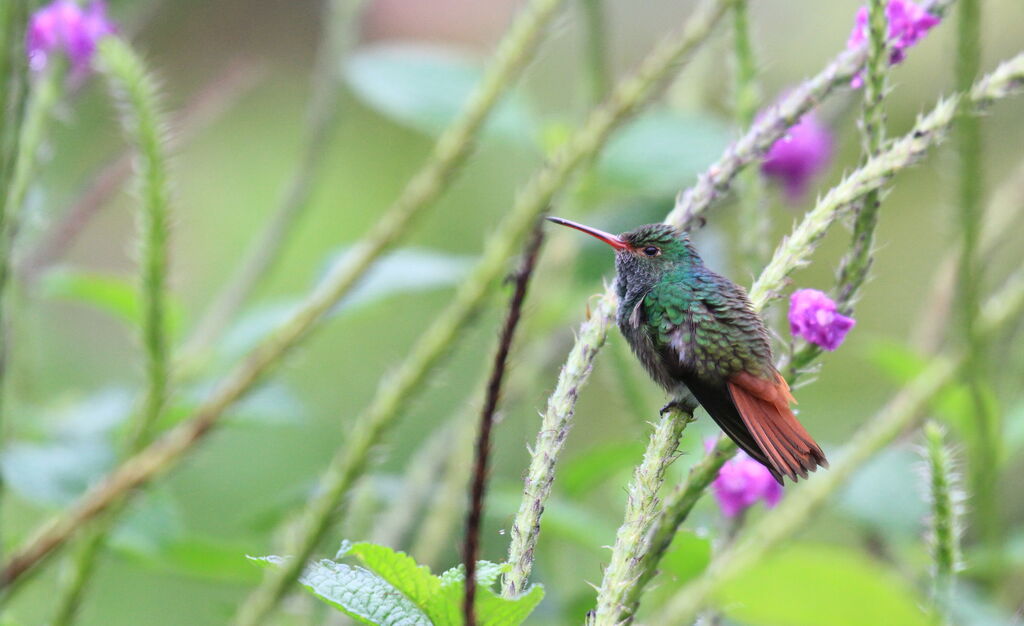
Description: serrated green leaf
xmin=343 ymin=44 xmax=536 ymax=146
xmin=249 ymin=555 xmax=432 ymax=625
xmin=476 ymin=585 xmax=545 ymax=626
xmin=347 ymin=542 xmax=441 ymax=609
xmin=716 ymin=544 xmax=932 ymax=626
xmin=430 ymin=561 xmax=542 ymax=626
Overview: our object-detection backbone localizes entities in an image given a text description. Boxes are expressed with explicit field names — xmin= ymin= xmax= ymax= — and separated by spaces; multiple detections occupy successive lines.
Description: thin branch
xmin=654 ymin=273 xmax=1024 ymax=624
xmin=464 ymin=223 xmax=544 ymax=626
xmin=580 ymin=0 xmax=611 ymax=105
xmin=0 ymin=0 xmax=568 ymax=596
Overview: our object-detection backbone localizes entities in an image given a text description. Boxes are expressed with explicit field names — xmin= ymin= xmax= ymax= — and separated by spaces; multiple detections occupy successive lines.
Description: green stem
xmin=922 ymin=420 xmax=963 ymax=623
xmin=237 ymin=3 xmax=729 ymax=619
xmin=178 ymin=0 xmax=364 ymax=365
xmin=588 ymin=406 xmax=695 ymax=625
xmin=0 ymin=0 xmax=567 ymax=597
xmin=954 ymin=0 xmax=997 ymax=559
xmin=730 ymin=0 xmax=768 ymax=274
xmin=580 ymin=0 xmax=611 ymax=104
xmin=654 ymin=273 xmax=1024 ymax=624
xmin=49 ymin=37 xmax=175 ymax=625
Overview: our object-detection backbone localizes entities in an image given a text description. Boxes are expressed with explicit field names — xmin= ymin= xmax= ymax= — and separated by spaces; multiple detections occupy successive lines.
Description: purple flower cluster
xmin=26 ymin=0 xmax=115 ymax=74
xmin=709 ymin=440 xmax=783 ymax=518
xmin=848 ymin=0 xmax=941 ymax=88
xmin=760 ymin=111 xmax=833 ymax=202
xmin=788 ymin=288 xmax=856 ymax=351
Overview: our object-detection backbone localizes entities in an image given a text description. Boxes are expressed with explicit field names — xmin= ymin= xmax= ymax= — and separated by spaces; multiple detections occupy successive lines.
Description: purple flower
xmin=26 ymin=0 xmax=116 ymax=74
xmin=847 ymin=0 xmax=941 ymax=88
xmin=788 ymin=288 xmax=856 ymax=351
xmin=708 ymin=440 xmax=782 ymax=518
xmin=760 ymin=111 xmax=833 ymax=202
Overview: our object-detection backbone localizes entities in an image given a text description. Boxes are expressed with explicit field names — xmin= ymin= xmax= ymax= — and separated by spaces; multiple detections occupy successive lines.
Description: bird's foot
xmin=660 ymin=394 xmax=698 ymax=416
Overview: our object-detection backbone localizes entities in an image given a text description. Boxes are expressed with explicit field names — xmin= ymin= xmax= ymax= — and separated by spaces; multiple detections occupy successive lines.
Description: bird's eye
xmin=642 ymin=246 xmax=660 ymax=257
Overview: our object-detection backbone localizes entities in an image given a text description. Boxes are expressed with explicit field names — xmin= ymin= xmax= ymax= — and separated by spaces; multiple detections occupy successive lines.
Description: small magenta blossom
xmin=760 ymin=111 xmax=833 ymax=202
xmin=848 ymin=0 xmax=941 ymax=88
xmin=788 ymin=288 xmax=856 ymax=351
xmin=707 ymin=440 xmax=782 ymax=518
xmin=26 ymin=0 xmax=116 ymax=74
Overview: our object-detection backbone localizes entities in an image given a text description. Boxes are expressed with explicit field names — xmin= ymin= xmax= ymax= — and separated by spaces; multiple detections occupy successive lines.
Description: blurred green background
xmin=3 ymin=0 xmax=1024 ymax=623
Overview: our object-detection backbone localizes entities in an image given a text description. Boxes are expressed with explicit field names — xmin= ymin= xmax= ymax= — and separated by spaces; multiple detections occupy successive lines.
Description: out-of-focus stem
xmin=730 ymin=0 xmax=768 ymax=274
xmin=923 ymin=420 xmax=963 ymax=623
xmin=954 ymin=0 xmax=997 ymax=557
xmin=654 ymin=273 xmax=1024 ymax=624
xmin=178 ymin=0 xmax=364 ymax=364
xmin=580 ymin=0 xmax=611 ymax=104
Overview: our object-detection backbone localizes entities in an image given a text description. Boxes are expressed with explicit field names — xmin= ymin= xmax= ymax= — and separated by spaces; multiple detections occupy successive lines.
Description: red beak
xmin=546 ymin=217 xmax=629 ymax=251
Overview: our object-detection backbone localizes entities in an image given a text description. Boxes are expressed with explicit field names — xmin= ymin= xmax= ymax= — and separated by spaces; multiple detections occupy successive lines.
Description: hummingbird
xmin=548 ymin=217 xmax=827 ymax=483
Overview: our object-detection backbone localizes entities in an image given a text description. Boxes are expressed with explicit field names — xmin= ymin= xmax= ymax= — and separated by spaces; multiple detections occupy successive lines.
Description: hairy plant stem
xmin=464 ymin=225 xmax=543 ymax=626
xmin=233 ymin=3 xmax=729 ymax=619
xmin=585 ymin=53 xmax=1024 ymax=623
xmin=580 ymin=0 xmax=611 ymax=104
xmin=179 ymin=0 xmax=364 ymax=364
xmin=0 ymin=0 xmax=566 ymax=597
xmin=503 ymin=0 xmax=960 ymax=602
xmin=954 ymin=0 xmax=998 ymax=559
xmin=730 ymin=0 xmax=768 ymax=274
xmin=50 ymin=38 xmax=175 ymax=625
xmin=587 ymin=405 xmax=695 ymax=625
xmin=655 ymin=273 xmax=1024 ymax=624
xmin=0 ymin=60 xmax=62 ymax=553
xmin=923 ymin=420 xmax=963 ymax=623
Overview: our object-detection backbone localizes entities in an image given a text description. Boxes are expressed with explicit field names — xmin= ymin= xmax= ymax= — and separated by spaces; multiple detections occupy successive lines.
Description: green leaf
xmin=249 ymin=555 xmax=432 ymax=625
xmin=220 ymin=248 xmax=473 ymax=361
xmin=344 ymin=44 xmax=536 ymax=146
xmin=490 ymin=488 xmax=616 ymax=550
xmin=345 ymin=542 xmax=441 ymax=609
xmin=838 ymin=446 xmax=927 ymax=538
xmin=559 ymin=440 xmax=647 ymax=497
xmin=252 ymin=546 xmax=544 ymax=626
xmin=594 ymin=109 xmax=731 ymax=197
xmin=659 ymin=530 xmax=711 ymax=585
xmin=40 ymin=268 xmax=183 ymax=334
xmin=0 ymin=438 xmax=114 ymax=507
xmin=121 ymin=536 xmax=261 ymax=583
xmin=716 ymin=544 xmax=933 ymax=626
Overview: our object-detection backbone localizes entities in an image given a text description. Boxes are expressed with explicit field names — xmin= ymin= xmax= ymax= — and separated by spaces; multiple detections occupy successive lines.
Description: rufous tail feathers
xmin=727 ymin=371 xmax=827 ymax=482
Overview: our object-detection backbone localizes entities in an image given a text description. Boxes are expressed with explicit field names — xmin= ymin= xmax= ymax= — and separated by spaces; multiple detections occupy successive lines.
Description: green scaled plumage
xmin=549 ymin=218 xmax=827 ymax=483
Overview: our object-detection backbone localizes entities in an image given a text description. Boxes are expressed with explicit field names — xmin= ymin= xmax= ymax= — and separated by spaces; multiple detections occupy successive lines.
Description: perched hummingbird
xmin=548 ymin=217 xmax=827 ymax=483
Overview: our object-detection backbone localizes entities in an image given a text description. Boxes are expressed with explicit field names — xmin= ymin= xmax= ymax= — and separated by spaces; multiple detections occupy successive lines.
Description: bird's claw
xmin=660 ymin=395 xmax=698 ymax=416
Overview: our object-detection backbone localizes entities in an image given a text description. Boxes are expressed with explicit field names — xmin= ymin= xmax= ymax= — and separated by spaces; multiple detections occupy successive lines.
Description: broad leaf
xmin=838 ymin=446 xmax=927 ymax=538
xmin=250 ymin=555 xmax=432 ymax=625
xmin=41 ymin=268 xmax=183 ymax=333
xmin=344 ymin=542 xmax=441 ymax=609
xmin=716 ymin=543 xmax=932 ymax=626
xmin=0 ymin=438 xmax=114 ymax=507
xmin=344 ymin=44 xmax=536 ymax=146
xmin=659 ymin=530 xmax=711 ymax=585
xmin=594 ymin=109 xmax=731 ymax=197
xmin=559 ymin=440 xmax=647 ymax=497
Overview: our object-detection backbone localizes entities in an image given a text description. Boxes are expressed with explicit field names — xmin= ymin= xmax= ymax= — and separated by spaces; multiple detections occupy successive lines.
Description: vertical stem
xmin=588 ymin=406 xmax=695 ymax=625
xmin=0 ymin=61 xmax=63 ymax=545
xmin=730 ymin=0 xmax=767 ymax=275
xmin=922 ymin=420 xmax=963 ymax=623
xmin=954 ymin=0 xmax=996 ymax=556
xmin=463 ymin=225 xmax=543 ymax=624
xmin=580 ymin=0 xmax=611 ymax=104
xmin=49 ymin=37 xmax=175 ymax=625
